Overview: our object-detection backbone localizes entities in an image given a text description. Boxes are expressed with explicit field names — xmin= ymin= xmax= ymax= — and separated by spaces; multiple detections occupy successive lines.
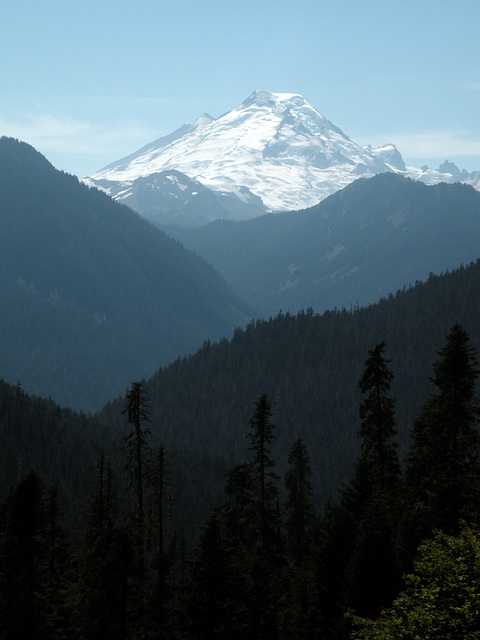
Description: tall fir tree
xmin=346 ymin=341 xmax=401 ymax=617
xmin=402 ymin=324 xmax=480 ymax=557
xmin=0 ymin=470 xmax=70 ymax=639
xmin=121 ymin=381 xmax=153 ymax=636
xmin=210 ymin=395 xmax=284 ymax=640
xmin=146 ymin=443 xmax=176 ymax=638
xmin=188 ymin=509 xmax=241 ymax=640
xmin=317 ymin=341 xmax=401 ymax=636
xmin=76 ymin=455 xmax=132 ymax=640
xmin=283 ymin=438 xmax=320 ymax=639
xmin=245 ymin=394 xmax=284 ymax=640
xmin=284 ymin=438 xmax=316 ymax=565
xmin=122 ymin=381 xmax=152 ymax=576
xmin=357 ymin=340 xmax=400 ymax=487
xmin=246 ymin=393 xmax=280 ymax=552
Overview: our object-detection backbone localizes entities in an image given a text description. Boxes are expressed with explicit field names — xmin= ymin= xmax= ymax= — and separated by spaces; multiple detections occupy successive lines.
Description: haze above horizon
xmin=1 ymin=1 xmax=479 ymax=178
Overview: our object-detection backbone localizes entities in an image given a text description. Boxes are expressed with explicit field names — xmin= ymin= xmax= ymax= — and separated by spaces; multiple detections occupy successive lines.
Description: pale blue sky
xmin=1 ymin=0 xmax=479 ymax=177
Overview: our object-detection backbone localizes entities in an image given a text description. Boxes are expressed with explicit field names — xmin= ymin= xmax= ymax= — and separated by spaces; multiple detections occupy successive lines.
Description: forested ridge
xmin=0 ymin=379 xmax=116 ymax=509
xmin=2 ymin=322 xmax=480 ymax=638
xmin=3 ymin=137 xmax=480 ymax=636
xmin=101 ymin=257 xmax=480 ymax=505
xmin=169 ymin=172 xmax=480 ymax=316
xmin=0 ymin=137 xmax=253 ymax=411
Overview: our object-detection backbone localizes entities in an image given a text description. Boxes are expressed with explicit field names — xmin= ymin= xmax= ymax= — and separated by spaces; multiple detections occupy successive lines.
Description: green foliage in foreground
xmin=350 ymin=525 xmax=480 ymax=639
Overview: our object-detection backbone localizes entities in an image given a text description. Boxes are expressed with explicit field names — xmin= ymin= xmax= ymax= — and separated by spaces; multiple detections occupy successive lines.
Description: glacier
xmin=85 ymin=90 xmax=480 ymax=224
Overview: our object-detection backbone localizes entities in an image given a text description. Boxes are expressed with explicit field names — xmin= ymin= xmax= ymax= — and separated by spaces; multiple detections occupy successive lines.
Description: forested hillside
xmin=2 ymin=260 xmax=480 ymax=638
xmin=2 ymin=321 xmax=480 ymax=639
xmin=100 ymin=258 xmax=480 ymax=505
xmin=3 ymin=139 xmax=480 ymax=638
xmin=0 ymin=137 xmax=253 ymax=410
xmin=0 ymin=378 xmax=115 ymax=509
xmin=169 ymin=172 xmax=480 ymax=316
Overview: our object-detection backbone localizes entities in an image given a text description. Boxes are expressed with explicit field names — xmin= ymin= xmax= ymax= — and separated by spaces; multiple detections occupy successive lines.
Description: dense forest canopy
xmin=2 ymin=137 xmax=480 ymax=638
xmin=101 ymin=258 xmax=480 ymax=506
xmin=2 ymin=322 xmax=480 ymax=639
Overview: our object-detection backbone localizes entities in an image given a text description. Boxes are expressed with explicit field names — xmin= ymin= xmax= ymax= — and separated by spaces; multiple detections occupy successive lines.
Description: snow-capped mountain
xmin=85 ymin=91 xmax=479 ymax=225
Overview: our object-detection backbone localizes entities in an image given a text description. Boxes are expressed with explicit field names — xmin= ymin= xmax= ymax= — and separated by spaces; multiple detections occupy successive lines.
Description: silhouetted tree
xmin=284 ymin=437 xmax=316 ymax=564
xmin=246 ymin=393 xmax=280 ymax=552
xmin=317 ymin=341 xmax=401 ymax=634
xmin=402 ymin=324 xmax=480 ymax=556
xmin=357 ymin=340 xmax=400 ymax=487
xmin=147 ymin=443 xmax=176 ymax=638
xmin=0 ymin=470 xmax=69 ymax=639
xmin=122 ymin=381 xmax=152 ymax=575
xmin=189 ymin=509 xmax=239 ymax=640
xmin=283 ymin=438 xmax=319 ymax=639
xmin=76 ymin=455 xmax=132 ymax=640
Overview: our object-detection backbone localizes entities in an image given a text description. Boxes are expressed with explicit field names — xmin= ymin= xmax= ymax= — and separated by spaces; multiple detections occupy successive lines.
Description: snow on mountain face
xmin=86 ymin=91 xmax=476 ymax=219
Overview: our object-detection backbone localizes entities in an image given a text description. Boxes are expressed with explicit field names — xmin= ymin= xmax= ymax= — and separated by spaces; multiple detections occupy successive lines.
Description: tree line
xmin=96 ymin=257 xmax=480 ymax=517
xmin=1 ymin=323 xmax=480 ymax=638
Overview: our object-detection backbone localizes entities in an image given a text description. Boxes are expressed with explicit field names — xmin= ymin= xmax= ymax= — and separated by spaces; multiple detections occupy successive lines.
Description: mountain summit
xmin=86 ymin=91 xmax=479 ymax=224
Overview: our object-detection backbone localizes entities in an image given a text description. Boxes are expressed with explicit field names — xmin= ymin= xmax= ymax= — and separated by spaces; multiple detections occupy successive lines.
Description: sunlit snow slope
xmin=86 ymin=91 xmax=479 ymax=220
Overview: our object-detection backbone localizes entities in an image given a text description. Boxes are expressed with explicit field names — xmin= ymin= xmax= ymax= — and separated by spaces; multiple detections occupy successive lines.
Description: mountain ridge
xmin=0 ymin=136 xmax=254 ymax=410
xmin=85 ymin=91 xmax=480 ymax=226
xmin=168 ymin=172 xmax=480 ymax=317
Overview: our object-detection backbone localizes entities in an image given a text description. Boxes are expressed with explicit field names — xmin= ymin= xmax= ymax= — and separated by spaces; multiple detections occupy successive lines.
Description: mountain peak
xmin=86 ymin=92 xmax=479 ymax=223
xmin=438 ymin=159 xmax=461 ymax=176
xmin=87 ymin=90 xmax=378 ymax=214
xmin=191 ymin=113 xmax=215 ymax=130
xmin=242 ymin=90 xmax=303 ymax=107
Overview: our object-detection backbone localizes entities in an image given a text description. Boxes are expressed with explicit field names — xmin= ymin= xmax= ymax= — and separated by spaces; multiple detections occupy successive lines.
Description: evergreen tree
xmin=357 ymin=340 xmax=400 ymax=486
xmin=402 ymin=324 xmax=480 ymax=555
xmin=316 ymin=499 xmax=355 ymax=640
xmin=284 ymin=438 xmax=316 ymax=565
xmin=122 ymin=381 xmax=152 ymax=575
xmin=76 ymin=455 xmax=132 ymax=640
xmin=120 ymin=381 xmax=156 ymax=637
xmin=246 ymin=393 xmax=280 ymax=552
xmin=245 ymin=394 xmax=283 ymax=640
xmin=208 ymin=396 xmax=284 ymax=640
xmin=0 ymin=470 xmax=69 ymax=639
xmin=283 ymin=438 xmax=320 ymax=639
xmin=215 ymin=461 xmax=256 ymax=637
xmin=222 ymin=461 xmax=257 ymax=551
xmin=147 ymin=443 xmax=176 ymax=638
xmin=189 ymin=509 xmax=240 ymax=640
xmin=316 ymin=341 xmax=401 ymax=634
xmin=346 ymin=341 xmax=401 ymax=617
xmin=43 ymin=484 xmax=72 ymax=637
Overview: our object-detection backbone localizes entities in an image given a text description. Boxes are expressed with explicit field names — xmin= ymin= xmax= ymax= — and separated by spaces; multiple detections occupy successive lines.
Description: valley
xmin=2 ymin=104 xmax=480 ymax=639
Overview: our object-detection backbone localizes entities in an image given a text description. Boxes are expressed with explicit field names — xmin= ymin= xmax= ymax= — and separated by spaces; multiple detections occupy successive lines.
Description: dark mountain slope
xmin=169 ymin=173 xmax=480 ymax=316
xmin=0 ymin=377 xmax=115 ymax=510
xmin=0 ymin=137 xmax=254 ymax=410
xmin=100 ymin=259 xmax=480 ymax=505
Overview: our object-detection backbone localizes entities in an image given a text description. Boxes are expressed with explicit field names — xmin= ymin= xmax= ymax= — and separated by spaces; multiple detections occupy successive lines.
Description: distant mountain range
xmin=169 ymin=172 xmax=480 ymax=317
xmin=85 ymin=91 xmax=480 ymax=227
xmin=3 ymin=131 xmax=480 ymax=528
xmin=0 ymin=137 xmax=253 ymax=410
xmin=4 ymin=133 xmax=480 ymax=411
